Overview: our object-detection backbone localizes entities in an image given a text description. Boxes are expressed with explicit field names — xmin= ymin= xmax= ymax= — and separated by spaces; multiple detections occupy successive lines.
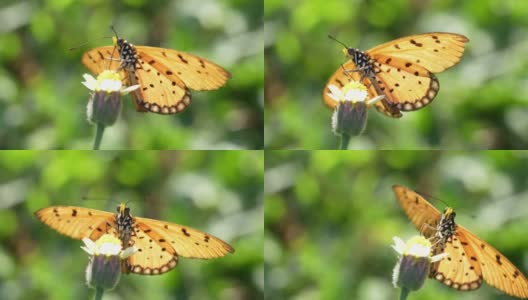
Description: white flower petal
xmin=99 ymin=79 xmax=122 ymax=92
xmin=367 ymin=95 xmax=385 ymax=105
xmin=392 ymin=260 xmax=401 ymax=288
xmin=82 ymin=74 xmax=96 ymax=84
xmin=392 ymin=236 xmax=405 ymax=254
xmin=327 ymin=92 xmax=339 ymax=102
xmin=81 ymin=238 xmax=97 ymax=254
xmin=121 ymin=84 xmax=140 ymax=95
xmin=121 ymin=246 xmax=138 ymax=259
xmin=406 ymin=243 xmax=430 ymax=257
xmin=82 ymin=74 xmax=97 ymax=91
xmin=431 ymin=252 xmax=449 ymax=263
xmin=327 ymin=85 xmax=344 ymax=101
xmin=344 ymin=89 xmax=367 ymax=102
xmin=99 ymin=242 xmax=121 ymax=256
xmin=327 ymin=84 xmax=342 ymax=95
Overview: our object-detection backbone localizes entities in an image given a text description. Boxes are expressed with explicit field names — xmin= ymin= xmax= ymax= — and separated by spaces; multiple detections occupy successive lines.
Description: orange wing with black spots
xmin=35 ymin=204 xmax=234 ymax=276
xmin=393 ymin=185 xmax=528 ymax=298
xmin=82 ymin=37 xmax=230 ymax=115
xmin=126 ymin=215 xmax=234 ymax=275
xmin=324 ymin=32 xmax=468 ymax=118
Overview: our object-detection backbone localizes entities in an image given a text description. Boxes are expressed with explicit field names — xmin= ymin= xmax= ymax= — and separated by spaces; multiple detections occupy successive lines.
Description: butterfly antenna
xmin=327 ymin=36 xmax=357 ymax=79
xmin=104 ymin=25 xmax=120 ymax=70
xmin=415 ymin=188 xmax=453 ymax=208
xmin=81 ymin=195 xmax=112 ymax=202
xmin=110 ymin=25 xmax=119 ymax=38
xmin=68 ymin=36 xmax=113 ymax=51
xmin=328 ymin=34 xmax=349 ymax=48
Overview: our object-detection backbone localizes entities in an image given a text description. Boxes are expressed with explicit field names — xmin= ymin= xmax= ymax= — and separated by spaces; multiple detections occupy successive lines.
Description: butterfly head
xmin=117 ymin=203 xmax=130 ymax=216
xmin=111 ymin=36 xmax=138 ymax=70
xmin=117 ymin=204 xmax=132 ymax=225
xmin=443 ymin=207 xmax=455 ymax=218
xmin=344 ymin=48 xmax=371 ymax=71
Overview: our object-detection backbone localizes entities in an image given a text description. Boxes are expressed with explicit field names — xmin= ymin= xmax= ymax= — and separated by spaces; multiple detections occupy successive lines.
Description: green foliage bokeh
xmin=0 ymin=150 xmax=263 ymax=300
xmin=0 ymin=0 xmax=263 ymax=149
xmin=265 ymin=0 xmax=528 ymax=149
xmin=265 ymin=150 xmax=528 ymax=299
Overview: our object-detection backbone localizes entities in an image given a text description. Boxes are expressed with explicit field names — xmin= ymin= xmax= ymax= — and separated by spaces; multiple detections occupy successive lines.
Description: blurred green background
xmin=0 ymin=150 xmax=263 ymax=300
xmin=0 ymin=0 xmax=263 ymax=149
xmin=265 ymin=0 xmax=528 ymax=149
xmin=265 ymin=150 xmax=528 ymax=299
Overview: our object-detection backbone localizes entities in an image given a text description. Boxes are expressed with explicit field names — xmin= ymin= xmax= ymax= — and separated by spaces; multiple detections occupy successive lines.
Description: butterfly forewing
xmin=367 ymin=33 xmax=469 ymax=73
xmin=139 ymin=47 xmax=231 ymax=90
xmin=81 ymin=46 xmax=123 ymax=76
xmin=35 ymin=206 xmax=116 ymax=240
xmin=392 ymin=185 xmax=441 ymax=237
xmin=135 ymin=216 xmax=235 ymax=258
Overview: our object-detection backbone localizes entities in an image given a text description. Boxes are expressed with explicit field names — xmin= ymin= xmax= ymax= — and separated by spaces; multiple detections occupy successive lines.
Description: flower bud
xmin=332 ymin=100 xmax=368 ymax=136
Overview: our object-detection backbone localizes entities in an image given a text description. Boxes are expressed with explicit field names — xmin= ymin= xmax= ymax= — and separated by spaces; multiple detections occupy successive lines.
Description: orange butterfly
xmin=392 ymin=185 xmax=528 ymax=298
xmin=324 ymin=32 xmax=469 ymax=118
xmin=35 ymin=203 xmax=234 ymax=275
xmin=82 ymin=32 xmax=231 ymax=115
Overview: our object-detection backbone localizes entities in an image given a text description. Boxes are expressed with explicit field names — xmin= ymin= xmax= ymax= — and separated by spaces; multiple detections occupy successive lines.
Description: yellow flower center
xmin=97 ymin=70 xmax=122 ymax=82
xmin=342 ymin=81 xmax=367 ymax=94
xmin=403 ymin=236 xmax=432 ymax=257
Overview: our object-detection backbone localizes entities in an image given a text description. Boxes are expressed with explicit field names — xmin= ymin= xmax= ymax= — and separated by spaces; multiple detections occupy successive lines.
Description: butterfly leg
xmin=362 ymin=72 xmax=402 ymax=117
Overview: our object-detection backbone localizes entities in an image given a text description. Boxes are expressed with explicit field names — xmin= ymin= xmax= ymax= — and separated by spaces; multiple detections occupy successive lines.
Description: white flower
xmin=81 ymin=234 xmax=136 ymax=259
xmin=83 ymin=70 xmax=139 ymax=126
xmin=392 ymin=236 xmax=447 ymax=262
xmin=82 ymin=70 xmax=139 ymax=95
xmin=392 ymin=235 xmax=448 ymax=291
xmin=326 ymin=81 xmax=384 ymax=106
xmin=82 ymin=234 xmax=137 ymax=291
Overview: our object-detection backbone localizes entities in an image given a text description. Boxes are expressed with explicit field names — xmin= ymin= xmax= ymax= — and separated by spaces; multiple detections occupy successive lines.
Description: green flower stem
xmin=339 ymin=133 xmax=351 ymax=149
xmin=94 ymin=286 xmax=104 ymax=300
xmin=399 ymin=287 xmax=410 ymax=300
xmin=93 ymin=123 xmax=105 ymax=150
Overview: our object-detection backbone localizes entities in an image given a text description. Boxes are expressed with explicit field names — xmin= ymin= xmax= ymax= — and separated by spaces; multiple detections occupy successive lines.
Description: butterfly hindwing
xmin=430 ymin=229 xmax=484 ymax=290
xmin=131 ymin=51 xmax=192 ymax=114
xmin=126 ymin=221 xmax=179 ymax=275
xmin=371 ymin=60 xmax=439 ymax=112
